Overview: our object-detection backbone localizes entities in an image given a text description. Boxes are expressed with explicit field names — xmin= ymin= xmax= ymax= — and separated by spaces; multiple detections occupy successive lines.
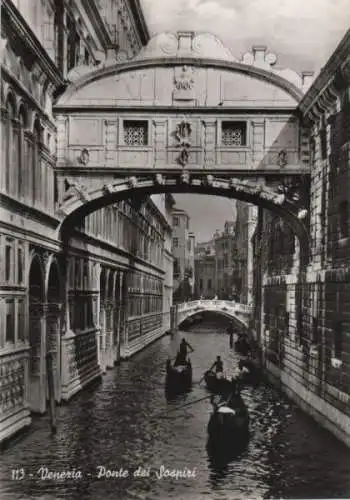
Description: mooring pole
xmin=46 ymin=352 xmax=57 ymax=435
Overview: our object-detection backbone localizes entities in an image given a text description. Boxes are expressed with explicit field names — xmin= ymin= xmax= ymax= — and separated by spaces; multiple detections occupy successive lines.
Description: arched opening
xmin=32 ymin=117 xmax=42 ymax=205
xmin=179 ymin=310 xmax=248 ymax=333
xmin=28 ymin=255 xmax=45 ymax=412
xmin=17 ymin=105 xmax=27 ymax=199
xmin=4 ymin=94 xmax=16 ymax=194
xmin=46 ymin=260 xmax=63 ymax=402
xmin=58 ymin=178 xmax=310 ymax=270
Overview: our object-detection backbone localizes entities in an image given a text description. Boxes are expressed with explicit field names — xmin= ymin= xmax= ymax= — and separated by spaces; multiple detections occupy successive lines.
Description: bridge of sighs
xmin=54 ymin=30 xmax=312 ymax=264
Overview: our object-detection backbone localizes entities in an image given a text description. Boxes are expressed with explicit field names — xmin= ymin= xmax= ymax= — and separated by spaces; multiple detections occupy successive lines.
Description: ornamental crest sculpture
xmin=173 ymin=65 xmax=195 ymax=100
xmin=175 ymin=119 xmax=192 ymax=167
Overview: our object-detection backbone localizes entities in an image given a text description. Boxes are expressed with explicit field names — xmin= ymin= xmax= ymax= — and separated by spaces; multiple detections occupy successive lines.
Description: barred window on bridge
xmin=221 ymin=121 xmax=247 ymax=147
xmin=123 ymin=120 xmax=148 ymax=146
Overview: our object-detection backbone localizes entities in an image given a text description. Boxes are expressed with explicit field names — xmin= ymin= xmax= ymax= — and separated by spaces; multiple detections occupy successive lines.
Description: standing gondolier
xmin=177 ymin=338 xmax=194 ymax=364
xmin=227 ymin=322 xmax=234 ymax=348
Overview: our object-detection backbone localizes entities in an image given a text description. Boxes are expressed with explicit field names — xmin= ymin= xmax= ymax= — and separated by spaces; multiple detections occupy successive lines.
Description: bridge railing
xmin=177 ymin=300 xmax=252 ymax=314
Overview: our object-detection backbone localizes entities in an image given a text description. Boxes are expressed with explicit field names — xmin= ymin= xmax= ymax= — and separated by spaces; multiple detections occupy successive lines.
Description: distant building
xmin=214 ymin=221 xmax=236 ymax=299
xmin=233 ymin=203 xmax=258 ymax=304
xmin=172 ymin=207 xmax=195 ymax=301
xmin=194 ymin=240 xmax=216 ymax=298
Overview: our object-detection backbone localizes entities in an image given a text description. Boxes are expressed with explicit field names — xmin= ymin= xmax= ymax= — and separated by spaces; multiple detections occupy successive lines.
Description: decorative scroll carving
xmin=61 ymin=179 xmax=90 ymax=203
xmin=180 ymin=171 xmax=190 ymax=184
xmin=78 ymin=148 xmax=90 ymax=166
xmin=174 ymin=65 xmax=194 ymax=91
xmin=277 ymin=149 xmax=288 ymax=168
xmin=154 ymin=173 xmax=165 ymax=185
xmin=175 ymin=119 xmax=192 ymax=167
xmin=173 ymin=66 xmax=195 ymax=101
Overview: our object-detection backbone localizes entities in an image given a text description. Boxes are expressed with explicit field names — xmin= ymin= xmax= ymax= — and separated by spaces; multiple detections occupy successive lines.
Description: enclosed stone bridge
xmin=54 ymin=30 xmax=313 ymax=265
xmin=173 ymin=299 xmax=252 ymax=332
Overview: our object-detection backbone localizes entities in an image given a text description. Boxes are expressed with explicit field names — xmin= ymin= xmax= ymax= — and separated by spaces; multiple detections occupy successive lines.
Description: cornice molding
xmin=82 ymin=0 xmax=112 ymax=49
xmin=2 ymin=0 xmax=64 ymax=89
xmin=299 ymin=29 xmax=350 ymax=117
xmin=55 ymin=56 xmax=303 ymax=106
xmin=128 ymin=0 xmax=150 ymax=46
xmin=0 ymin=193 xmax=61 ymax=229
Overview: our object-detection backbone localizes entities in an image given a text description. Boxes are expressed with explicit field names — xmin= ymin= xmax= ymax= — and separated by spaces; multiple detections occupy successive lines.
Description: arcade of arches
xmin=1 ymin=6 xmax=350 ymax=449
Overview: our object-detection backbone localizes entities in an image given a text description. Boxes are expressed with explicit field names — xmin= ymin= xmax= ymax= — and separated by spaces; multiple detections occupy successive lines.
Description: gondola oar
xmin=196 ymin=371 xmax=209 ymax=386
xmin=151 ymin=394 xmax=212 ymax=420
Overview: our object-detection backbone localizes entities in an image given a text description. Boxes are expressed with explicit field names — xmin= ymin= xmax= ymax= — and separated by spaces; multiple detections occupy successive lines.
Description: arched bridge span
xmin=175 ymin=300 xmax=252 ymax=332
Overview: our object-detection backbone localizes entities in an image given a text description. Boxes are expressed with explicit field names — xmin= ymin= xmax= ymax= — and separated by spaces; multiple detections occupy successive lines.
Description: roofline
xmin=129 ymin=0 xmax=150 ymax=46
xmin=55 ymin=56 xmax=304 ymax=106
xmin=83 ymin=0 xmax=113 ymax=48
xmin=298 ymin=28 xmax=350 ymax=115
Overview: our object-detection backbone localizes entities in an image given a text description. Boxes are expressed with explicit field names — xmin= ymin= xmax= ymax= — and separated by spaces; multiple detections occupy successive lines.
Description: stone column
xmin=251 ymin=120 xmax=265 ymax=167
xmin=105 ymin=120 xmax=117 ymax=167
xmin=203 ymin=119 xmax=216 ymax=168
xmin=153 ymin=119 xmax=166 ymax=165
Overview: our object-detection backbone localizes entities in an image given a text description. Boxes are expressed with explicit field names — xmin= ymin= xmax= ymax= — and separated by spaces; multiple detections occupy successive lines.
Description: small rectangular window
xmin=173 ymin=237 xmax=179 ymax=248
xmin=5 ymin=243 xmax=12 ymax=282
xmin=172 ymin=216 xmax=179 ymax=226
xmin=123 ymin=120 xmax=148 ymax=146
xmin=18 ymin=300 xmax=25 ymax=341
xmin=6 ymin=299 xmax=15 ymax=343
xmin=221 ymin=121 xmax=247 ymax=146
xmin=18 ymin=247 xmax=24 ymax=284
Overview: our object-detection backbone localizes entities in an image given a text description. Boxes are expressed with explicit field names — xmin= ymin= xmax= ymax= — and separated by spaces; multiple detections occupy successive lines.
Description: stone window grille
xmin=172 ymin=237 xmax=179 ymax=248
xmin=221 ymin=121 xmax=247 ymax=146
xmin=123 ymin=120 xmax=148 ymax=146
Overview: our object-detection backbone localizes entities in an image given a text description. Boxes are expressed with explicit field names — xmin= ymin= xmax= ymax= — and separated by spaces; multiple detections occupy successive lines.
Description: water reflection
xmin=1 ymin=319 xmax=350 ymax=499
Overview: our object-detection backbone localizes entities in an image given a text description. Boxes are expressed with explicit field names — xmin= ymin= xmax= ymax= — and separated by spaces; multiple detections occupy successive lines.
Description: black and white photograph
xmin=1 ymin=0 xmax=350 ymax=498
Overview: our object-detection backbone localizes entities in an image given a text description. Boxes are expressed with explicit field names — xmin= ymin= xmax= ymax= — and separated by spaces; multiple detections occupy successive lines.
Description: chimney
xmin=177 ymin=31 xmax=194 ymax=53
xmin=252 ymin=45 xmax=267 ymax=64
xmin=302 ymin=71 xmax=315 ymax=90
xmin=105 ymin=44 xmax=119 ymax=62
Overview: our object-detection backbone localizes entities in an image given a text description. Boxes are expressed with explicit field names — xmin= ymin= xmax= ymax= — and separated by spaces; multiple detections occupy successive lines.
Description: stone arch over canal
xmin=54 ymin=30 xmax=312 ymax=266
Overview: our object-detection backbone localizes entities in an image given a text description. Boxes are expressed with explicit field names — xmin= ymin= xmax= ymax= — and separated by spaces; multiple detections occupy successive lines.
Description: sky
xmin=141 ymin=0 xmax=350 ymax=242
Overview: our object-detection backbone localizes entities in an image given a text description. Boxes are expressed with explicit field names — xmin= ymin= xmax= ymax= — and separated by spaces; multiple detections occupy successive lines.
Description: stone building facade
xmin=194 ymin=240 xmax=216 ymax=298
xmin=214 ymin=221 xmax=236 ymax=299
xmin=252 ymin=29 xmax=350 ymax=446
xmin=172 ymin=207 xmax=195 ymax=301
xmin=0 ymin=0 xmax=173 ymax=444
xmin=234 ymin=202 xmax=258 ymax=305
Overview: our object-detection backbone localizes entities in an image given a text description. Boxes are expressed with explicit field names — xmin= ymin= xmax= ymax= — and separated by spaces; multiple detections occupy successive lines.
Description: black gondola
xmin=165 ymin=358 xmax=192 ymax=395
xmin=237 ymin=358 xmax=262 ymax=385
xmin=207 ymin=391 xmax=249 ymax=440
xmin=204 ymin=370 xmax=233 ymax=396
xmin=234 ymin=336 xmax=252 ymax=356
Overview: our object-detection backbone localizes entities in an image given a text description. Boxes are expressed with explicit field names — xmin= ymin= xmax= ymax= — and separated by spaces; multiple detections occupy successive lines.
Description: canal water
xmin=1 ymin=318 xmax=350 ymax=500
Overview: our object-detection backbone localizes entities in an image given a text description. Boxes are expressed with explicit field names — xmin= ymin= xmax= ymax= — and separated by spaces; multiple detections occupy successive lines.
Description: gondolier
xmin=177 ymin=338 xmax=194 ymax=364
xmin=209 ymin=355 xmax=223 ymax=374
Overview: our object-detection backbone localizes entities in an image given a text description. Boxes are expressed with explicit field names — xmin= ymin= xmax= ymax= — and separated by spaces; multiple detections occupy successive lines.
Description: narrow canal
xmin=1 ymin=318 xmax=350 ymax=500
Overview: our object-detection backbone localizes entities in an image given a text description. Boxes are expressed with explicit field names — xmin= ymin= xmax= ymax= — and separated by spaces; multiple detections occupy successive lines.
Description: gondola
xmin=204 ymin=370 xmax=233 ymax=396
xmin=237 ymin=358 xmax=262 ymax=385
xmin=234 ymin=336 xmax=252 ymax=356
xmin=207 ymin=391 xmax=249 ymax=440
xmin=165 ymin=358 xmax=192 ymax=395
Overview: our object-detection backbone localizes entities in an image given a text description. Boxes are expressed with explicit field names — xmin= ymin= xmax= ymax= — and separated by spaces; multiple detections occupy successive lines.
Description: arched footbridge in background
xmin=172 ymin=300 xmax=253 ymax=332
